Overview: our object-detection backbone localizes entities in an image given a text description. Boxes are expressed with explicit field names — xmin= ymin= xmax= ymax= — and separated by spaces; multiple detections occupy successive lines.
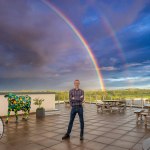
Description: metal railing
xmin=55 ymin=94 xmax=150 ymax=108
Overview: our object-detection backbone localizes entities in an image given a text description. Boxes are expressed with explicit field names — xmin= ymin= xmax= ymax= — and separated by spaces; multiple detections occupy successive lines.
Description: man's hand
xmin=72 ymin=95 xmax=83 ymax=100
xmin=80 ymin=95 xmax=83 ymax=98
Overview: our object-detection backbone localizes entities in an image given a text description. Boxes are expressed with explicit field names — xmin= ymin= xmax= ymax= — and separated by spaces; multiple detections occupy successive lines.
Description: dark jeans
xmin=67 ymin=106 xmax=84 ymax=137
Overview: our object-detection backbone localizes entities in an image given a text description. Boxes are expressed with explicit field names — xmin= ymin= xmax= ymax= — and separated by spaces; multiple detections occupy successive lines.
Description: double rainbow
xmin=42 ymin=0 xmax=106 ymax=91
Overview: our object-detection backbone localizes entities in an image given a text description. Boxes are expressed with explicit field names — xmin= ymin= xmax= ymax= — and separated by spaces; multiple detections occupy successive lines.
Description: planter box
xmin=36 ymin=108 xmax=45 ymax=118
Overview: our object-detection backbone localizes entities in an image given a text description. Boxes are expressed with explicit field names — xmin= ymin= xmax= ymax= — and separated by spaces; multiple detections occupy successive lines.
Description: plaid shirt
xmin=69 ymin=88 xmax=84 ymax=107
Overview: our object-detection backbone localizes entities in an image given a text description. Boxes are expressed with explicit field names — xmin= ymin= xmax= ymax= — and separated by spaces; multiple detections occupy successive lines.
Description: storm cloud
xmin=0 ymin=0 xmax=150 ymax=90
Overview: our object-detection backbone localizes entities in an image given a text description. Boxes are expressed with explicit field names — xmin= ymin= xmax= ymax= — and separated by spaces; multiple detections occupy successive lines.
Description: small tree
xmin=33 ymin=98 xmax=44 ymax=109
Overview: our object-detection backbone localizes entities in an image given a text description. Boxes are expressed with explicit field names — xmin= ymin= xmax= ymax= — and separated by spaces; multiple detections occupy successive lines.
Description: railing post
xmin=90 ymin=95 xmax=91 ymax=104
xmin=142 ymin=98 xmax=144 ymax=109
xmin=63 ymin=95 xmax=65 ymax=105
xmin=57 ymin=94 xmax=60 ymax=104
xmin=58 ymin=94 xmax=60 ymax=104
xmin=96 ymin=95 xmax=97 ymax=104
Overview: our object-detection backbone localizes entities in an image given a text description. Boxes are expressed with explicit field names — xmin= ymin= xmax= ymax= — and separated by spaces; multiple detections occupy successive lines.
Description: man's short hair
xmin=74 ymin=79 xmax=80 ymax=82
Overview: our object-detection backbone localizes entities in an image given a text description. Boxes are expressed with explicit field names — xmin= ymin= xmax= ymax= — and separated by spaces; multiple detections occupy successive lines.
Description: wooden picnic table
xmin=98 ymin=100 xmax=126 ymax=112
xmin=102 ymin=100 xmax=121 ymax=106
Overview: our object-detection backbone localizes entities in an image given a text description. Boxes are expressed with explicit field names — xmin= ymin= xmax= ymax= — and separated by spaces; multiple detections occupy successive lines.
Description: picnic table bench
xmin=141 ymin=104 xmax=150 ymax=126
xmin=96 ymin=100 xmax=126 ymax=113
xmin=96 ymin=103 xmax=112 ymax=113
xmin=140 ymin=113 xmax=150 ymax=126
xmin=134 ymin=109 xmax=145 ymax=122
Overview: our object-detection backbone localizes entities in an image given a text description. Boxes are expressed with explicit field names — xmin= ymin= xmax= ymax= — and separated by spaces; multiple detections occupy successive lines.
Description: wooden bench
xmin=96 ymin=103 xmax=103 ymax=112
xmin=117 ymin=101 xmax=126 ymax=112
xmin=142 ymin=138 xmax=150 ymax=150
xmin=134 ymin=109 xmax=145 ymax=122
xmin=96 ymin=103 xmax=112 ymax=113
xmin=141 ymin=113 xmax=150 ymax=126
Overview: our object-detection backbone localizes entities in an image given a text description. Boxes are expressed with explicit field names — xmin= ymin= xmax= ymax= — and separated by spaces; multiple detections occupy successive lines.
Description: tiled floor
xmin=0 ymin=104 xmax=150 ymax=150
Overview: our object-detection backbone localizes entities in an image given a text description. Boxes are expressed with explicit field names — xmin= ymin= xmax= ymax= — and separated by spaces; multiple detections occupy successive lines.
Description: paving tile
xmin=69 ymin=137 xmax=89 ymax=146
xmin=52 ymin=134 xmax=64 ymax=141
xmin=111 ymin=129 xmax=128 ymax=134
xmin=88 ymin=130 xmax=105 ymax=136
xmin=72 ymin=146 xmax=91 ymax=150
xmin=117 ymin=126 xmax=134 ymax=131
xmin=93 ymin=136 xmax=115 ymax=144
xmin=20 ymin=143 xmax=46 ymax=150
xmin=36 ymin=138 xmax=61 ymax=147
xmin=86 ymin=125 xmax=99 ymax=130
xmin=41 ymin=132 xmax=59 ymax=138
xmin=103 ymin=145 xmax=128 ymax=150
xmin=131 ymin=143 xmax=143 ymax=150
xmin=50 ymin=141 xmax=77 ymax=150
xmin=0 ymin=143 xmax=14 ymax=150
xmin=82 ymin=141 xmax=106 ymax=150
xmin=71 ymin=131 xmax=81 ymax=137
xmin=103 ymin=132 xmax=123 ymax=139
xmin=120 ymin=135 xmax=141 ymax=143
xmin=83 ymin=133 xmax=99 ymax=140
xmin=111 ymin=140 xmax=136 ymax=149
xmin=126 ymin=131 xmax=145 ymax=138
xmin=96 ymin=127 xmax=112 ymax=132
xmin=28 ymin=134 xmax=47 ymax=142
xmin=53 ymin=128 xmax=67 ymax=134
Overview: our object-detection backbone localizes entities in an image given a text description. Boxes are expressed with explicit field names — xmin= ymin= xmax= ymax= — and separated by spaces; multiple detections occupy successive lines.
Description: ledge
xmin=0 ymin=91 xmax=55 ymax=95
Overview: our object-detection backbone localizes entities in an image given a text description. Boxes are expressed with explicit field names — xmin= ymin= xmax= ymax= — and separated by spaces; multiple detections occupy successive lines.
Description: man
xmin=62 ymin=79 xmax=84 ymax=140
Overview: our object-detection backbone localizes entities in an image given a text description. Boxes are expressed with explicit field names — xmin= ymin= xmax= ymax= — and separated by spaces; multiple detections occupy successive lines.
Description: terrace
xmin=0 ymin=103 xmax=150 ymax=150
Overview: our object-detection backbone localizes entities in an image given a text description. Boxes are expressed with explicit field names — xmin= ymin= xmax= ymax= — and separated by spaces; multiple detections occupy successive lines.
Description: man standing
xmin=62 ymin=79 xmax=84 ymax=140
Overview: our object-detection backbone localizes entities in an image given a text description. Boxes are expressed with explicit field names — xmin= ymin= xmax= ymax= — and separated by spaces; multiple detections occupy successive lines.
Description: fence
xmin=55 ymin=94 xmax=149 ymax=108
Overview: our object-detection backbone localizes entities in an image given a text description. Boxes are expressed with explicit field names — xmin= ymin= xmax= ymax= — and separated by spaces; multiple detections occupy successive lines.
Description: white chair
xmin=125 ymin=99 xmax=132 ymax=107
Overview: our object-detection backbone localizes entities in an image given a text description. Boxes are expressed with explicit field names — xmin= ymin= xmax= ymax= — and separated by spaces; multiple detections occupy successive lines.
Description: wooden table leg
xmin=148 ymin=108 xmax=150 ymax=115
xmin=144 ymin=115 xmax=147 ymax=126
xmin=136 ymin=113 xmax=139 ymax=122
xmin=140 ymin=114 xmax=143 ymax=120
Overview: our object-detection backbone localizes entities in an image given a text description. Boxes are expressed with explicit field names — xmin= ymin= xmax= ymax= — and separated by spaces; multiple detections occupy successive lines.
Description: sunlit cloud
xmin=100 ymin=66 xmax=118 ymax=71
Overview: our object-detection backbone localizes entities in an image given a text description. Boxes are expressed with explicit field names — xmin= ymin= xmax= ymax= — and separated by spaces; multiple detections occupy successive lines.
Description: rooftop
xmin=0 ymin=104 xmax=150 ymax=150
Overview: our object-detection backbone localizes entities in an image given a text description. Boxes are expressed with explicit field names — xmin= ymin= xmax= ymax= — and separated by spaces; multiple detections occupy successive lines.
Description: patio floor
xmin=0 ymin=104 xmax=150 ymax=150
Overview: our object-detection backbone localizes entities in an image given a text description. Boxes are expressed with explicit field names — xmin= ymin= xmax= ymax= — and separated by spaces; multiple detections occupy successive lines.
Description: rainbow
xmin=42 ymin=0 xmax=106 ymax=91
xmin=101 ymin=16 xmax=131 ymax=86
xmin=101 ymin=15 xmax=126 ymax=66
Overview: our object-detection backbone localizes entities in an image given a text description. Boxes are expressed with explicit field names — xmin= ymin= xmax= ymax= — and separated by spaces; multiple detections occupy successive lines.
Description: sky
xmin=0 ymin=0 xmax=150 ymax=91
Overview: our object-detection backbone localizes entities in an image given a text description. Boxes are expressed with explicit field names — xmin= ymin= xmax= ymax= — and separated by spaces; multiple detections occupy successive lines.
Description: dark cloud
xmin=0 ymin=0 xmax=53 ymax=68
xmin=0 ymin=0 xmax=149 ymax=90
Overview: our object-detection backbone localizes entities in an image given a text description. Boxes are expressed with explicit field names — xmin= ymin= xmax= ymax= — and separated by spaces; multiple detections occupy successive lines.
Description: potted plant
xmin=33 ymin=98 xmax=45 ymax=118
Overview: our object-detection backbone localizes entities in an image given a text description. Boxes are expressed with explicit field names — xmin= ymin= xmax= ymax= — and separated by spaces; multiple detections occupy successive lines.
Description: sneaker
xmin=62 ymin=134 xmax=70 ymax=140
xmin=80 ymin=136 xmax=84 ymax=140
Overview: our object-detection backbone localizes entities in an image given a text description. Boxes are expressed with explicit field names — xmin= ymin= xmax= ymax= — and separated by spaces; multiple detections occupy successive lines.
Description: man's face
xmin=74 ymin=80 xmax=80 ymax=88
